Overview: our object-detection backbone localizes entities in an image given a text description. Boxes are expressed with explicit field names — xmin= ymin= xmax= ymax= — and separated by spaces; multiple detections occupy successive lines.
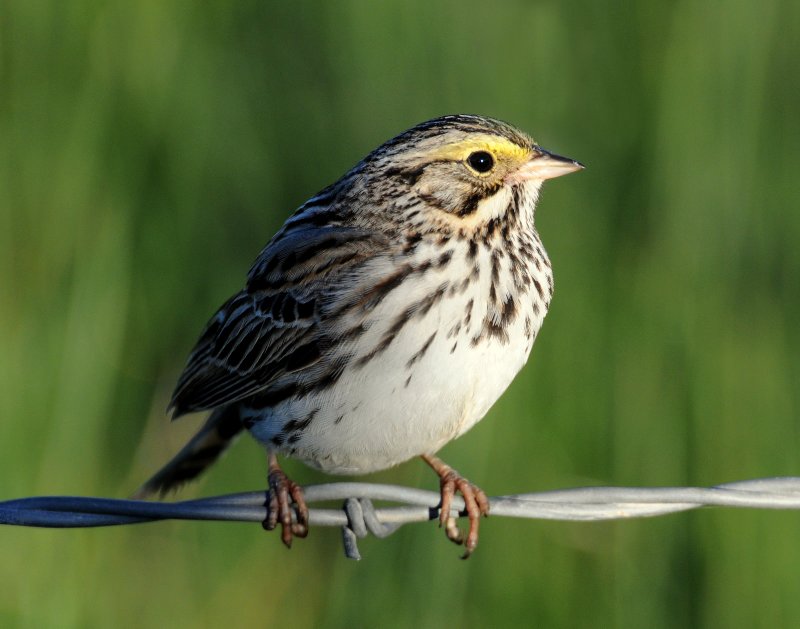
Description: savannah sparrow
xmin=137 ymin=114 xmax=583 ymax=556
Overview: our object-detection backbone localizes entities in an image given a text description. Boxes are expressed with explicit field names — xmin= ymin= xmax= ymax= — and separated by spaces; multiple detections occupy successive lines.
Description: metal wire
xmin=3 ymin=477 xmax=800 ymax=559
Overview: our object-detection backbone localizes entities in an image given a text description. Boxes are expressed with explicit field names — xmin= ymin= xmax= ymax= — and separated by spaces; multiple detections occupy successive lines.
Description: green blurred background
xmin=2 ymin=0 xmax=800 ymax=627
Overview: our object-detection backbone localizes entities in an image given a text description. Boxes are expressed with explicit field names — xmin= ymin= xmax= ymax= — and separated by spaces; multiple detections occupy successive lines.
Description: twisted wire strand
xmin=3 ymin=477 xmax=800 ymax=559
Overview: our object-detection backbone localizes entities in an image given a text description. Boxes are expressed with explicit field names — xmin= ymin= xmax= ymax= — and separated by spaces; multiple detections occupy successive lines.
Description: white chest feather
xmin=247 ymin=228 xmax=553 ymax=474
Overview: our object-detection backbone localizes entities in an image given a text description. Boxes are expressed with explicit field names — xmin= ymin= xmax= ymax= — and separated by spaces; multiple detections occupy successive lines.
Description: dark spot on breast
xmin=438 ymin=250 xmax=454 ymax=267
xmin=472 ymin=317 xmax=509 ymax=346
xmin=283 ymin=409 xmax=318 ymax=434
xmin=491 ymin=250 xmax=501 ymax=284
xmin=499 ymin=297 xmax=518 ymax=326
xmin=447 ymin=321 xmax=462 ymax=339
xmin=417 ymin=284 xmax=448 ymax=316
xmin=300 ymin=364 xmax=345 ymax=394
xmin=340 ymin=322 xmax=368 ymax=343
xmin=356 ymin=285 xmax=447 ymax=368
xmin=357 ymin=264 xmax=414 ymax=311
xmin=415 ymin=259 xmax=432 ymax=275
xmin=406 ymin=331 xmax=437 ymax=368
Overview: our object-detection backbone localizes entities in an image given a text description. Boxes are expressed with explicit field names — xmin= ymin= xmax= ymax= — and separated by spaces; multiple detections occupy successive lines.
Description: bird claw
xmin=263 ymin=458 xmax=309 ymax=548
xmin=424 ymin=455 xmax=490 ymax=558
xmin=443 ymin=515 xmax=463 ymax=545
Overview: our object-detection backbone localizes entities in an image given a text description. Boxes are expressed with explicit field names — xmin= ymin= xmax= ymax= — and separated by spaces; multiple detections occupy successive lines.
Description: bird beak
xmin=514 ymin=147 xmax=584 ymax=182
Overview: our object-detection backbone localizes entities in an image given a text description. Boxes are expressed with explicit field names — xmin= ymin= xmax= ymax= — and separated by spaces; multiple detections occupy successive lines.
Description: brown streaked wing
xmin=169 ymin=225 xmax=391 ymax=417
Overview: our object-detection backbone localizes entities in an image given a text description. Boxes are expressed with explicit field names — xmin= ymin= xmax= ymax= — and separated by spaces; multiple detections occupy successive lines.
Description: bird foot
xmin=422 ymin=454 xmax=490 ymax=559
xmin=262 ymin=455 xmax=309 ymax=548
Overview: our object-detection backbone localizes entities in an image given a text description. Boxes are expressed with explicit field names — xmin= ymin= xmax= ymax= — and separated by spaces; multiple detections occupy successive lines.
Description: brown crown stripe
xmin=376 ymin=116 xmax=532 ymax=156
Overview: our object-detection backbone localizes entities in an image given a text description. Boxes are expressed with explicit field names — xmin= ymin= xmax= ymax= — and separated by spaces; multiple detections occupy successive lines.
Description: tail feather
xmin=134 ymin=406 xmax=244 ymax=499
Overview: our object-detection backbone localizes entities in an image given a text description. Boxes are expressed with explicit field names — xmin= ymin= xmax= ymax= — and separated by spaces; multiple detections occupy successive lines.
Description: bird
xmin=136 ymin=114 xmax=583 ymax=557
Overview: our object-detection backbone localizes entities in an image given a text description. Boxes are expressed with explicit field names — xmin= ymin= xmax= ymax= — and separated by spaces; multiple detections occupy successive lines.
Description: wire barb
xmin=3 ymin=477 xmax=800 ymax=559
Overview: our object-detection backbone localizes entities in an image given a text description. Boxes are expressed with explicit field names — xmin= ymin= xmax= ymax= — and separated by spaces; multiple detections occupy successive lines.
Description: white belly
xmin=247 ymin=238 xmax=550 ymax=474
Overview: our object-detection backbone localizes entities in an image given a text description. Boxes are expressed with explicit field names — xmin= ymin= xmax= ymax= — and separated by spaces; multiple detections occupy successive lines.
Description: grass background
xmin=2 ymin=1 xmax=800 ymax=627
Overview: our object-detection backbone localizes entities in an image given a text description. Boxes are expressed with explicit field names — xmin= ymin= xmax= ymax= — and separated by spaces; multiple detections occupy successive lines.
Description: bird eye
xmin=467 ymin=151 xmax=495 ymax=174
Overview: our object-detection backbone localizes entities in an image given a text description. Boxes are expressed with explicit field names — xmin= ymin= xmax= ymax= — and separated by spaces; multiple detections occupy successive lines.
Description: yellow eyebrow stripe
xmin=426 ymin=134 xmax=531 ymax=163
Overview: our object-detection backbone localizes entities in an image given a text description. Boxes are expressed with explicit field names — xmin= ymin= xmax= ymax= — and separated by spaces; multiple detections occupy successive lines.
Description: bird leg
xmin=421 ymin=454 xmax=490 ymax=558
xmin=262 ymin=452 xmax=309 ymax=548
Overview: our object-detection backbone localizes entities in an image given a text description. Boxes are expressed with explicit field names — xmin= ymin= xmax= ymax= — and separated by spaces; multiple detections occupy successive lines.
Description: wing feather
xmin=169 ymin=224 xmax=390 ymax=417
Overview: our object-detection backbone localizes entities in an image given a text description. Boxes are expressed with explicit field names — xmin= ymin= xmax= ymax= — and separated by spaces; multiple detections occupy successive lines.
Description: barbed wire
xmin=3 ymin=477 xmax=800 ymax=559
